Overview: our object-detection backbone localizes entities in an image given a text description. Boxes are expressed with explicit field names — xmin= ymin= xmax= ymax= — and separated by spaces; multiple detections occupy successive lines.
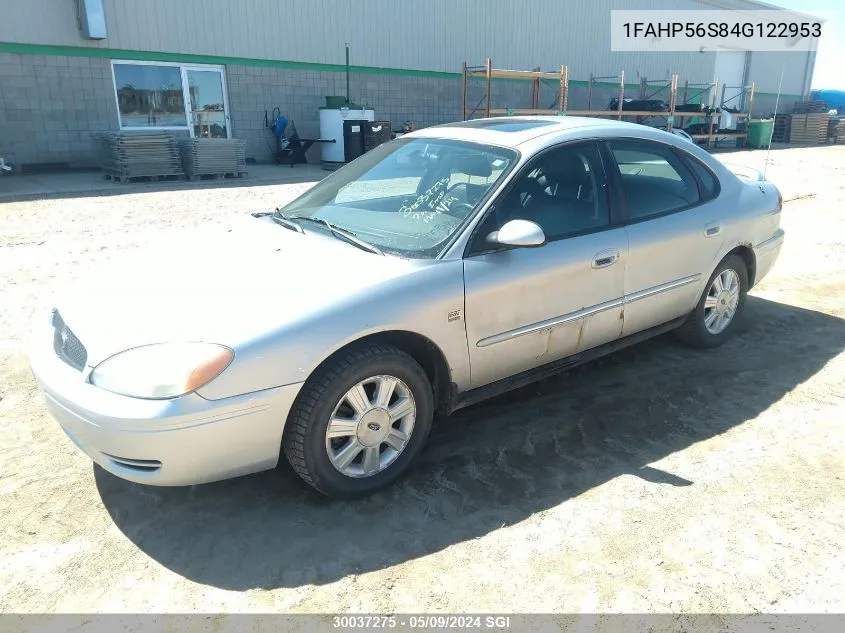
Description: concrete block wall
xmin=0 ymin=53 xmax=118 ymax=168
xmin=0 ymin=54 xmax=469 ymax=168
xmin=225 ymin=65 xmax=464 ymax=163
xmin=0 ymin=51 xmax=805 ymax=169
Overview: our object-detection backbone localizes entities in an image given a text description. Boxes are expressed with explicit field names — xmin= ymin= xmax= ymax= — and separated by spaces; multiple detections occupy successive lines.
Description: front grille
xmin=52 ymin=310 xmax=87 ymax=371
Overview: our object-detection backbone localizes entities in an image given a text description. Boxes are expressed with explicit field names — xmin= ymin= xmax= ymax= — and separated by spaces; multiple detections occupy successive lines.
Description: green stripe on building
xmin=0 ymin=41 xmax=800 ymax=99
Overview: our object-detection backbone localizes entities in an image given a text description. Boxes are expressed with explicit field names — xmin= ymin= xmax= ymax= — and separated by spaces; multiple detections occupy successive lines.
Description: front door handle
xmin=704 ymin=222 xmax=721 ymax=237
xmin=592 ymin=249 xmax=620 ymax=269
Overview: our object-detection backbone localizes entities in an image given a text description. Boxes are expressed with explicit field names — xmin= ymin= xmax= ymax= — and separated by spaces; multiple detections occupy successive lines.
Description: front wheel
xmin=676 ymin=254 xmax=748 ymax=348
xmin=282 ymin=343 xmax=434 ymax=498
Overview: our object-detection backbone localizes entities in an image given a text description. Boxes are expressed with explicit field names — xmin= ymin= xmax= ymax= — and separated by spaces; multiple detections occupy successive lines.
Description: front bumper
xmin=30 ymin=317 xmax=303 ymax=486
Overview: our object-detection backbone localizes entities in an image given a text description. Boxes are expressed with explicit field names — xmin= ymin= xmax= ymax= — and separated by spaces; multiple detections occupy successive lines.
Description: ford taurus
xmin=30 ymin=117 xmax=785 ymax=497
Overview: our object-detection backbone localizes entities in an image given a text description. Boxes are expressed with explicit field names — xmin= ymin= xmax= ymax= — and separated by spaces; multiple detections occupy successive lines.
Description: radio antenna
xmin=763 ymin=62 xmax=786 ymax=181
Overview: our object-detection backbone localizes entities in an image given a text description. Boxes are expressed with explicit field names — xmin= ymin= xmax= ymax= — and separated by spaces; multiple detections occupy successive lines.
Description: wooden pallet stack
xmin=95 ymin=132 xmax=184 ymax=183
xmin=789 ymin=113 xmax=830 ymax=144
xmin=788 ymin=100 xmax=829 ymax=145
xmin=832 ymin=120 xmax=845 ymax=144
xmin=792 ymin=100 xmax=829 ymax=114
xmin=772 ymin=113 xmax=792 ymax=142
xmin=178 ymin=138 xmax=247 ymax=180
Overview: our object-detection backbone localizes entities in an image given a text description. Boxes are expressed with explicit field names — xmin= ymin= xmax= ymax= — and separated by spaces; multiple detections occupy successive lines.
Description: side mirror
xmin=486 ymin=219 xmax=546 ymax=248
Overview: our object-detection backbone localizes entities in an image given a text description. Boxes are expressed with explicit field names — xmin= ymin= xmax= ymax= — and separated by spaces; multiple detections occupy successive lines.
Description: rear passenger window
xmin=684 ymin=155 xmax=720 ymax=201
xmin=608 ymin=140 xmax=701 ymax=221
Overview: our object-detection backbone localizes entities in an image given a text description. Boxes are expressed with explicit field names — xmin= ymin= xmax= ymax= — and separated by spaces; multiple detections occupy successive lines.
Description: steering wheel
xmin=439 ymin=200 xmax=475 ymax=220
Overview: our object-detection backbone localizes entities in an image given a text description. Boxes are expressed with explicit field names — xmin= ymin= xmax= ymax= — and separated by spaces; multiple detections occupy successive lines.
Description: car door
xmin=462 ymin=141 xmax=628 ymax=389
xmin=603 ymin=139 xmax=725 ymax=337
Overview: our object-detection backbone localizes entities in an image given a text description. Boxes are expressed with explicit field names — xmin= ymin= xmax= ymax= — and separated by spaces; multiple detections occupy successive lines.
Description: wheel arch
xmin=725 ymin=243 xmax=757 ymax=288
xmin=303 ymin=330 xmax=454 ymax=415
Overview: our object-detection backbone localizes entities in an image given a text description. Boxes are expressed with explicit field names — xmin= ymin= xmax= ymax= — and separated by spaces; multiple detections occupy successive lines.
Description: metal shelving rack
xmin=461 ymin=59 xmax=756 ymax=148
xmin=462 ymin=58 xmax=568 ymax=119
xmin=688 ymin=81 xmax=756 ymax=148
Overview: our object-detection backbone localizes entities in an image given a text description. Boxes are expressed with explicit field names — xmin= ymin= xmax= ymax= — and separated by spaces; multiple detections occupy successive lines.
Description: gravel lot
xmin=0 ymin=146 xmax=843 ymax=615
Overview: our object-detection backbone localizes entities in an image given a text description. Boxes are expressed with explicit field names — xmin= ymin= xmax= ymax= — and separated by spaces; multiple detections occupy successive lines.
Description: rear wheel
xmin=676 ymin=254 xmax=748 ymax=348
xmin=282 ymin=343 xmax=433 ymax=498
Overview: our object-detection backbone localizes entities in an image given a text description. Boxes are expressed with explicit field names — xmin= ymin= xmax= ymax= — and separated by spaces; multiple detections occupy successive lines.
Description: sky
xmin=770 ymin=0 xmax=844 ymax=89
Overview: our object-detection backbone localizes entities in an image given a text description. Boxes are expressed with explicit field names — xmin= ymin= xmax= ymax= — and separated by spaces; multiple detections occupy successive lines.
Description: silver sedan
xmin=30 ymin=117 xmax=785 ymax=497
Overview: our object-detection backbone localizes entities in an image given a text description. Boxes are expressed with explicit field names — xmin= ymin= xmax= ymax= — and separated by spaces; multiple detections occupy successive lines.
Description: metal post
xmin=531 ymin=67 xmax=540 ymax=109
xmin=587 ymin=73 xmax=593 ymax=110
xmin=667 ymin=74 xmax=678 ymax=131
xmin=683 ymin=80 xmax=688 ymax=105
xmin=485 ymin=57 xmax=492 ymax=118
xmin=742 ymin=81 xmax=756 ymax=148
xmin=560 ymin=65 xmax=568 ymax=112
xmin=617 ymin=71 xmax=624 ymax=120
xmin=707 ymin=79 xmax=719 ymax=148
xmin=747 ymin=81 xmax=756 ymax=118
xmin=721 ymin=82 xmax=727 ymax=108
xmin=462 ymin=61 xmax=468 ymax=120
xmin=345 ymin=43 xmax=350 ymax=104
xmin=640 ymin=77 xmax=647 ymax=99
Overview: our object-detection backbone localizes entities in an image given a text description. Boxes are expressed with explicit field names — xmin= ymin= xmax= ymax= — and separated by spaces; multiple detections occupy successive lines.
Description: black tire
xmin=282 ymin=343 xmax=434 ymax=498
xmin=676 ymin=254 xmax=749 ymax=348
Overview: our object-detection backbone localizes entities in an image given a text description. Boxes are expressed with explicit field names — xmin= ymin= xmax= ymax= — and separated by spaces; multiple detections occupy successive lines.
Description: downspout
xmin=345 ymin=43 xmax=351 ymax=105
xmin=801 ymin=15 xmax=824 ymax=98
xmin=801 ymin=48 xmax=816 ymax=98
xmin=741 ymin=50 xmax=751 ymax=111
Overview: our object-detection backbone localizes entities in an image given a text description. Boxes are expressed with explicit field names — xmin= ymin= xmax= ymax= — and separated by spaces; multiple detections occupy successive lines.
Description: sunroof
xmin=441 ymin=118 xmax=558 ymax=132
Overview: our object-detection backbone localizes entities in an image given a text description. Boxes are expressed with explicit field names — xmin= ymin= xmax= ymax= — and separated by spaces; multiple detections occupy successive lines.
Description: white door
xmin=181 ymin=67 xmax=232 ymax=138
xmin=714 ymin=47 xmax=748 ymax=108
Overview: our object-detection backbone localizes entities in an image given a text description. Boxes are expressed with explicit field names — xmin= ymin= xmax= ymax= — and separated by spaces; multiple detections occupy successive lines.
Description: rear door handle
xmin=704 ymin=222 xmax=721 ymax=237
xmin=592 ymin=249 xmax=620 ymax=269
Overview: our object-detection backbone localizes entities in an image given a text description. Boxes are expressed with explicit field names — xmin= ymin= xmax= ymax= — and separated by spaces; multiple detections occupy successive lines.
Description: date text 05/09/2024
xmin=623 ymin=21 xmax=822 ymax=39
xmin=332 ymin=615 xmax=513 ymax=630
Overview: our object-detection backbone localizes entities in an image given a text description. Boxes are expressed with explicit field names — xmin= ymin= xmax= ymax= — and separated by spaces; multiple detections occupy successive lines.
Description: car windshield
xmin=277 ymin=137 xmax=518 ymax=258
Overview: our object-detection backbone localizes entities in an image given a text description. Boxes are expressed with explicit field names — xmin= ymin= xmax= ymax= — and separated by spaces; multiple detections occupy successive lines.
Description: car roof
xmin=404 ymin=116 xmax=648 ymax=148
xmin=401 ymin=115 xmax=737 ymax=187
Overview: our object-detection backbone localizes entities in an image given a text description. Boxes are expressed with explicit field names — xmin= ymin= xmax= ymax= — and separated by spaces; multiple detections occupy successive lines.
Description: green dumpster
xmin=747 ymin=119 xmax=774 ymax=148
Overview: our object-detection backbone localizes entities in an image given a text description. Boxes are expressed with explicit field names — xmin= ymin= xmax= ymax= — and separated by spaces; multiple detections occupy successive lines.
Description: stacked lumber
xmin=178 ymin=138 xmax=247 ymax=179
xmin=95 ymin=132 xmax=184 ymax=182
xmin=789 ymin=113 xmax=829 ymax=144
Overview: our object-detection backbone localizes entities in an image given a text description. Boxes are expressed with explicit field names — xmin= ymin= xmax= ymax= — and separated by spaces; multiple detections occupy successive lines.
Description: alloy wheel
xmin=325 ymin=375 xmax=416 ymax=478
xmin=704 ymin=268 xmax=740 ymax=334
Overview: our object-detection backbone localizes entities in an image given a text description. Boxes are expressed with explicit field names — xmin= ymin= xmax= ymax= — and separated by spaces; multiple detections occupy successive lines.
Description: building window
xmin=111 ymin=61 xmax=230 ymax=137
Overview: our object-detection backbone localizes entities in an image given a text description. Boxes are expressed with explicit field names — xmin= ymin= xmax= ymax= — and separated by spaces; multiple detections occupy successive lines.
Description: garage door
xmin=714 ymin=47 xmax=748 ymax=108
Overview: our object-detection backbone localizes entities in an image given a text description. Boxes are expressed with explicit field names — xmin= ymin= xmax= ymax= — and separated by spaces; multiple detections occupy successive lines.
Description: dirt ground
xmin=0 ymin=146 xmax=843 ymax=615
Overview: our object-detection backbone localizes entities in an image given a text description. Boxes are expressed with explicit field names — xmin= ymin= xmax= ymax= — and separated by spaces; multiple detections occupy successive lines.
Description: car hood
xmin=53 ymin=215 xmax=420 ymax=365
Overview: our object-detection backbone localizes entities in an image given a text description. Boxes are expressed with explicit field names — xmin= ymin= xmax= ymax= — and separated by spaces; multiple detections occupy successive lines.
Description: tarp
xmin=811 ymin=89 xmax=845 ymax=112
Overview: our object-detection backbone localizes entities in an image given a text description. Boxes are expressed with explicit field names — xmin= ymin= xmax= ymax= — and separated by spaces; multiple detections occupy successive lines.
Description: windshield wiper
xmin=281 ymin=214 xmax=384 ymax=255
xmin=270 ymin=208 xmax=304 ymax=233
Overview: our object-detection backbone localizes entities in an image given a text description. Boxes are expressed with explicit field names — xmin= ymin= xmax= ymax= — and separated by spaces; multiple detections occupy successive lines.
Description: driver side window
xmin=473 ymin=142 xmax=610 ymax=250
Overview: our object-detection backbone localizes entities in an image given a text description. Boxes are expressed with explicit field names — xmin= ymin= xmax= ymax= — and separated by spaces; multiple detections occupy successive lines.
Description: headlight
xmin=89 ymin=343 xmax=233 ymax=399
